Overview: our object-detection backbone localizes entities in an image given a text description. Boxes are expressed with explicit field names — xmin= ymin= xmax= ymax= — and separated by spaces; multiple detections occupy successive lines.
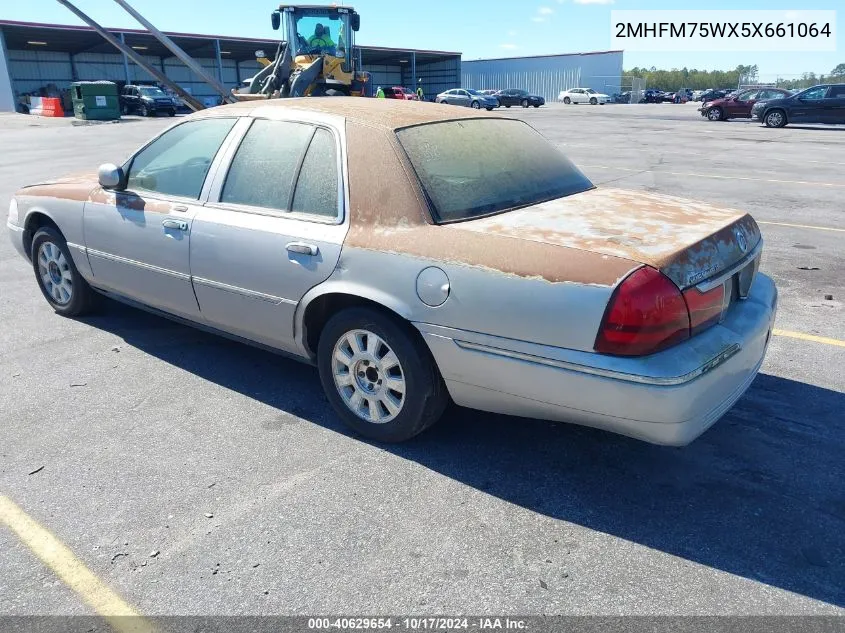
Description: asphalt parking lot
xmin=0 ymin=103 xmax=843 ymax=617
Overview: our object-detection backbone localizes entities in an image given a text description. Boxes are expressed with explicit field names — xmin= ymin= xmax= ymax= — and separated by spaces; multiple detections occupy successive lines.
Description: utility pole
xmin=111 ymin=0 xmax=234 ymax=103
xmin=54 ymin=0 xmax=205 ymax=111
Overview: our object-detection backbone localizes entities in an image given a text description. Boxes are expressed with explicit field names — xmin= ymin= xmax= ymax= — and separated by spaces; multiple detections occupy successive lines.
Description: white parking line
xmin=758 ymin=221 xmax=845 ymax=233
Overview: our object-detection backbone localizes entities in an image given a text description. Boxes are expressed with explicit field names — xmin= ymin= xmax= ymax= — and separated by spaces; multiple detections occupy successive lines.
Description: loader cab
xmin=273 ymin=5 xmax=360 ymax=73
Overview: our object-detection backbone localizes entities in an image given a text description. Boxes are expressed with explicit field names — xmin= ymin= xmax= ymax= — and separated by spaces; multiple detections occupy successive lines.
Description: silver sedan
xmin=435 ymin=89 xmax=500 ymax=110
xmin=7 ymin=98 xmax=776 ymax=445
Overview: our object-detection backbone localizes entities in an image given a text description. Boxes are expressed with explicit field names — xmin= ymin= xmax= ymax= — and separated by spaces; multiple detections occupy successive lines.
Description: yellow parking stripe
xmin=0 ymin=495 xmax=152 ymax=633
xmin=773 ymin=329 xmax=845 ymax=348
xmin=758 ymin=220 xmax=845 ymax=233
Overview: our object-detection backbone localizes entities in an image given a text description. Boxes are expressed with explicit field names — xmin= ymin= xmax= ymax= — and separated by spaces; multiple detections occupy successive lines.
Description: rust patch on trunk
xmin=342 ymin=122 xmax=638 ymax=287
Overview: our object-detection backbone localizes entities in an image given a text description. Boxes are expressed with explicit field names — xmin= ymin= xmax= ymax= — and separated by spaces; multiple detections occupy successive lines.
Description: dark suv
xmin=120 ymin=85 xmax=177 ymax=117
xmin=751 ymin=84 xmax=845 ymax=127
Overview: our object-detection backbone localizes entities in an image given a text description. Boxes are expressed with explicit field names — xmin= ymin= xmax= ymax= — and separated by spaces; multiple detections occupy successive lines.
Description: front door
xmin=83 ymin=117 xmax=238 ymax=319
xmin=791 ymin=86 xmax=829 ymax=123
xmin=189 ymin=118 xmax=347 ymax=353
xmin=726 ymin=90 xmax=758 ymax=117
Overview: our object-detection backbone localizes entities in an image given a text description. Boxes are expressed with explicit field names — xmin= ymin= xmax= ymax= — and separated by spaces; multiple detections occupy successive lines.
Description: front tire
xmin=31 ymin=227 xmax=95 ymax=317
xmin=521 ymin=99 xmax=529 ymax=108
xmin=317 ymin=307 xmax=448 ymax=443
xmin=590 ymin=97 xmax=598 ymax=105
xmin=471 ymin=101 xmax=481 ymax=109
xmin=139 ymin=104 xmax=149 ymax=117
xmin=764 ymin=109 xmax=787 ymax=128
xmin=563 ymin=97 xmax=571 ymax=104
xmin=485 ymin=107 xmax=494 ymax=111
xmin=707 ymin=106 xmax=724 ymax=121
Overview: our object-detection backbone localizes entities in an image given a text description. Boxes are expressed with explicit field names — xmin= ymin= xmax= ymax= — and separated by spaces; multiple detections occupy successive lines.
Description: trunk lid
xmin=447 ymin=187 xmax=761 ymax=290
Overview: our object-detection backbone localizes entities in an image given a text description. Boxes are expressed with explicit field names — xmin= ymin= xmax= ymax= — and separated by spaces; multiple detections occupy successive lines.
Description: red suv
xmin=700 ymin=87 xmax=792 ymax=121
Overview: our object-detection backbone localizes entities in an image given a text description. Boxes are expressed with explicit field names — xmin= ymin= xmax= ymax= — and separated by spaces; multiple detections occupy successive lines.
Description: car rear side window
xmin=291 ymin=128 xmax=339 ymax=219
xmin=396 ymin=118 xmax=593 ymax=223
xmin=830 ymin=85 xmax=845 ymax=97
xmin=126 ymin=118 xmax=236 ymax=199
xmin=221 ymin=119 xmax=314 ymax=211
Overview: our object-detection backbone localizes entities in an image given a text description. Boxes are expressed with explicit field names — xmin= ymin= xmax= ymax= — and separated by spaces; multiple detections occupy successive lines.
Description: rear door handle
xmin=286 ymin=242 xmax=319 ymax=256
xmin=162 ymin=218 xmax=189 ymax=231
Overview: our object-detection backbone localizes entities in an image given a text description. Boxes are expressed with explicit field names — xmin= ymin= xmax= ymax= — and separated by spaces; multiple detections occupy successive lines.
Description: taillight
xmin=683 ymin=283 xmax=726 ymax=336
xmin=595 ymin=267 xmax=690 ymax=356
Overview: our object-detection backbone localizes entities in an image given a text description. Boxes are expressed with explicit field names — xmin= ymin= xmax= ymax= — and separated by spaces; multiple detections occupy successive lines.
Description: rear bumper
xmin=416 ymin=273 xmax=778 ymax=446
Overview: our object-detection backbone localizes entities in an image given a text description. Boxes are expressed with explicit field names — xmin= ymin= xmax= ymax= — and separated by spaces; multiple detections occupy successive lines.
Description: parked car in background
xmin=558 ymin=88 xmax=609 ymax=105
xmin=700 ymin=89 xmax=727 ymax=104
xmin=478 ymin=90 xmax=498 ymax=96
xmin=700 ymin=87 xmax=793 ymax=121
xmin=435 ymin=89 xmax=499 ymax=110
xmin=639 ymin=89 xmax=666 ymax=103
xmin=692 ymin=90 xmax=706 ymax=101
xmin=7 ymin=98 xmax=777 ymax=446
xmin=120 ymin=85 xmax=177 ymax=117
xmin=751 ymin=84 xmax=845 ymax=127
xmin=383 ymin=86 xmax=420 ymax=101
xmin=613 ymin=92 xmax=631 ymax=104
xmin=494 ymin=89 xmax=545 ymax=108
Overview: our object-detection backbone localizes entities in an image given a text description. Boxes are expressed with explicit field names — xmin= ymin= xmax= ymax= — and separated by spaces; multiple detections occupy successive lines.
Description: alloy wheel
xmin=37 ymin=241 xmax=73 ymax=305
xmin=332 ymin=329 xmax=406 ymax=424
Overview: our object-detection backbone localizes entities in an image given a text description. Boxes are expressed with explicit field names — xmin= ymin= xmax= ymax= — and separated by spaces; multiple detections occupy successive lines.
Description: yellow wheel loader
xmin=232 ymin=4 xmax=370 ymax=100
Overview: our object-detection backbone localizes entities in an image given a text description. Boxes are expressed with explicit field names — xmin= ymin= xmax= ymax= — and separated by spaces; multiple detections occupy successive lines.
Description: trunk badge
xmin=735 ymin=228 xmax=748 ymax=253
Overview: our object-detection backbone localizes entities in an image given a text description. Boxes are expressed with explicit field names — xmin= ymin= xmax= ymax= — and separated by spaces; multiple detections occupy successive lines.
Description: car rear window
xmin=396 ymin=118 xmax=593 ymax=223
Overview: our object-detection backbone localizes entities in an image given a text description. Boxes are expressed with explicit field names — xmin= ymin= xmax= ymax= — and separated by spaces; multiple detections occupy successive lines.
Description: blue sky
xmin=2 ymin=0 xmax=840 ymax=78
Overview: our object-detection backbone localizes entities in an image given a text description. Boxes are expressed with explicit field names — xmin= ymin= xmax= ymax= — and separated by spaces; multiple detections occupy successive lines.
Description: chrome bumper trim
xmin=453 ymin=339 xmax=742 ymax=386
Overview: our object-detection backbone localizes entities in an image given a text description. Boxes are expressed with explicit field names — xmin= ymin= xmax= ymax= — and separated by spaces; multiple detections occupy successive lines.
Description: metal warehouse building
xmin=0 ymin=20 xmax=461 ymax=110
xmin=462 ymin=50 xmax=623 ymax=102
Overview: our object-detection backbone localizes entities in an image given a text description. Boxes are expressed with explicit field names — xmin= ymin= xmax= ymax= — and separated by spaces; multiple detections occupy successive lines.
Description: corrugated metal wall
xmin=7 ymin=48 xmax=261 ymax=102
xmin=363 ymin=55 xmax=460 ymax=100
xmin=462 ymin=52 xmax=623 ymax=101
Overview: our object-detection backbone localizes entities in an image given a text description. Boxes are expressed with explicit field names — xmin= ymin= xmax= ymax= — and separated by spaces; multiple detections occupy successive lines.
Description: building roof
xmin=464 ymin=50 xmax=623 ymax=63
xmin=0 ymin=19 xmax=460 ymax=65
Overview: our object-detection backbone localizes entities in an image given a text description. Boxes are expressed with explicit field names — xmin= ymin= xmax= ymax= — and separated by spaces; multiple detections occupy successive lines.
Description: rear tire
xmin=521 ymin=99 xmax=529 ymax=108
xmin=31 ymin=227 xmax=96 ymax=317
xmin=317 ymin=307 xmax=448 ymax=443
xmin=139 ymin=104 xmax=149 ymax=117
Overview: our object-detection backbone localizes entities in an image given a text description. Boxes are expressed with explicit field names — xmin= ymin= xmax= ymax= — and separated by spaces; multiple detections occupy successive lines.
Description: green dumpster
xmin=71 ymin=81 xmax=121 ymax=121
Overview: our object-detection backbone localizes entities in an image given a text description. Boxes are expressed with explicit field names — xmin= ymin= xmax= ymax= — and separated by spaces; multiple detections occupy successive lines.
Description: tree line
xmin=624 ymin=63 xmax=845 ymax=92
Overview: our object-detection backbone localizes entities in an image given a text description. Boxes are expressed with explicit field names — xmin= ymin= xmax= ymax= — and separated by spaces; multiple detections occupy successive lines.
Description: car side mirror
xmin=98 ymin=163 xmax=124 ymax=190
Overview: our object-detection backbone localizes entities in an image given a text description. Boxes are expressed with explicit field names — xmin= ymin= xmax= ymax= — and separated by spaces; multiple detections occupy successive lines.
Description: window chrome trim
xmin=453 ymin=339 xmax=742 ymax=386
xmin=204 ymin=116 xmax=347 ymax=226
xmin=192 ymin=276 xmax=297 ymax=305
xmin=695 ymin=239 xmax=763 ymax=293
xmin=86 ymin=248 xmax=190 ymax=280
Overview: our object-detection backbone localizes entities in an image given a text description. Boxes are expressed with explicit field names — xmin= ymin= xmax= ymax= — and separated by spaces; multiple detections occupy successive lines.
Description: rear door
xmin=189 ymin=116 xmax=347 ymax=354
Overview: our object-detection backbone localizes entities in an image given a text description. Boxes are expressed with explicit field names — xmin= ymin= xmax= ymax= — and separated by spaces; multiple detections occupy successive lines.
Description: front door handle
xmin=286 ymin=242 xmax=319 ymax=256
xmin=171 ymin=205 xmax=189 ymax=213
xmin=162 ymin=218 xmax=189 ymax=231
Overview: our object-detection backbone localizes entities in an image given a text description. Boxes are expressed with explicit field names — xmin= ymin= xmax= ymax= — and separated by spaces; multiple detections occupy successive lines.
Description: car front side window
xmin=126 ymin=118 xmax=236 ymax=199
xmin=799 ymin=87 xmax=829 ymax=100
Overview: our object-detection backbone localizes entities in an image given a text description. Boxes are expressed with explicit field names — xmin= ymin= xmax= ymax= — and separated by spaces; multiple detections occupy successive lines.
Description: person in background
xmin=416 ymin=79 xmax=424 ymax=101
xmin=376 ymin=86 xmax=385 ymax=98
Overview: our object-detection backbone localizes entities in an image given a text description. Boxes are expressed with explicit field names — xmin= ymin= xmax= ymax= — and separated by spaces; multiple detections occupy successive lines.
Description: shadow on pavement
xmin=83 ymin=301 xmax=845 ymax=608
